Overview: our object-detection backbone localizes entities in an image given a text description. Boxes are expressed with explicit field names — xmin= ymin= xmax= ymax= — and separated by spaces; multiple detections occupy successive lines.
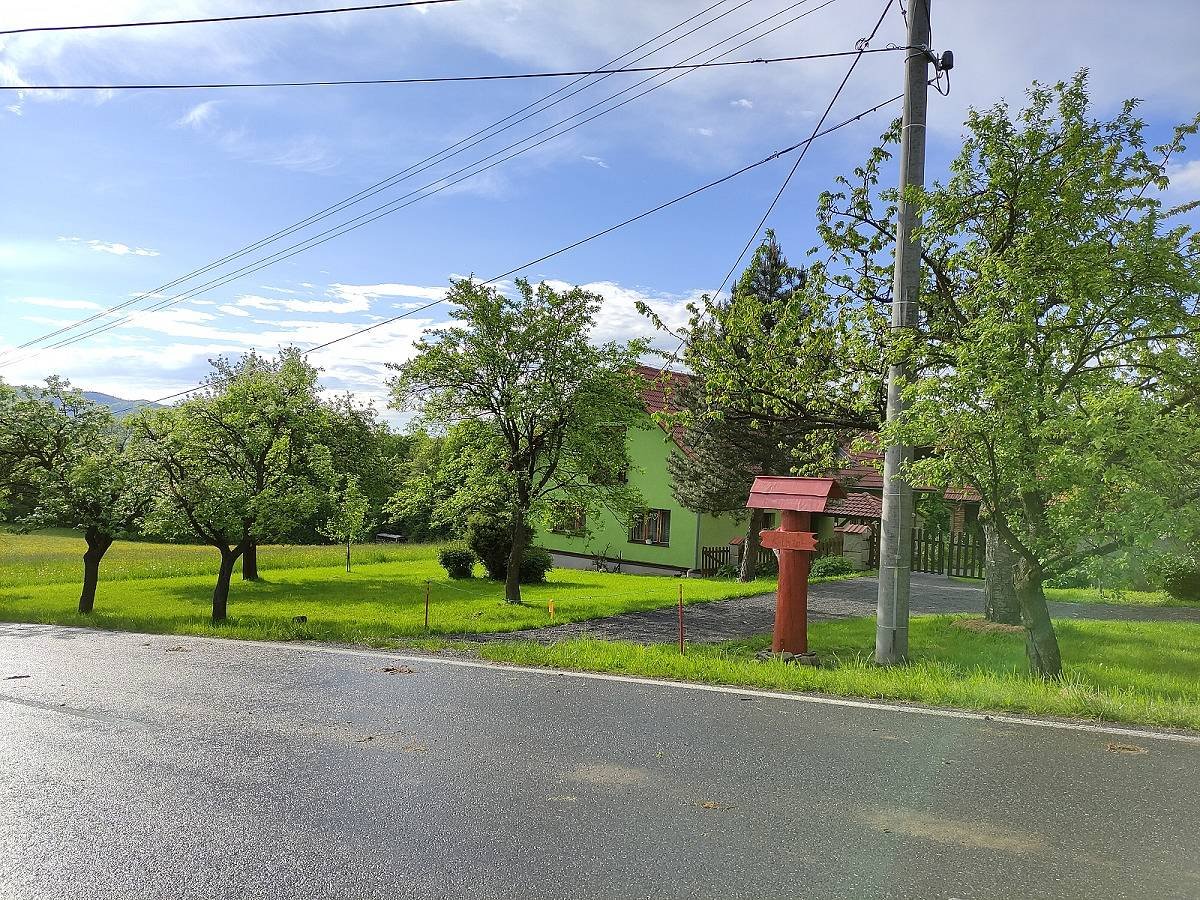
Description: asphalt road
xmin=1 ymin=624 xmax=1197 ymax=900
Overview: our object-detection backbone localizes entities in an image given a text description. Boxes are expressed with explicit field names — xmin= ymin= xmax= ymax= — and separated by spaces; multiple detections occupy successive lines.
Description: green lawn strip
xmin=1044 ymin=586 xmax=1200 ymax=609
xmin=0 ymin=549 xmax=831 ymax=639
xmin=945 ymin=574 xmax=1198 ymax=608
xmin=472 ymin=615 xmax=1200 ymax=732
xmin=0 ymin=529 xmax=436 ymax=588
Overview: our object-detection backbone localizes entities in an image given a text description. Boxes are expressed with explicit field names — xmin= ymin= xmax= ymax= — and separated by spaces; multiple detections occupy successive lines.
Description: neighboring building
xmin=537 ymin=366 xmax=982 ymax=577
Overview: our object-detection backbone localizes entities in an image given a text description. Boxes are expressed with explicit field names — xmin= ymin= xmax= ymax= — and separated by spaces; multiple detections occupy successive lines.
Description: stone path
xmin=468 ymin=573 xmax=1200 ymax=645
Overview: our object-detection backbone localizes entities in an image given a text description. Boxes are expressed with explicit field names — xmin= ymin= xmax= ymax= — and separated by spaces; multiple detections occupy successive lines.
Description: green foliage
xmin=320 ymin=474 xmax=371 ymax=547
xmin=0 ymin=378 xmax=152 ymax=537
xmin=437 ymin=543 xmax=476 ymax=579
xmin=820 ymin=72 xmax=1200 ymax=676
xmin=1162 ymin=556 xmax=1200 ymax=602
xmin=651 ymin=229 xmax=885 ymax=489
xmin=518 ymin=546 xmax=554 ymax=584
xmin=465 ymin=512 xmax=520 ymax=580
xmin=389 ymin=278 xmax=648 ymax=601
xmin=132 ymin=349 xmax=331 ymax=549
xmin=810 ymin=555 xmax=855 ymax=578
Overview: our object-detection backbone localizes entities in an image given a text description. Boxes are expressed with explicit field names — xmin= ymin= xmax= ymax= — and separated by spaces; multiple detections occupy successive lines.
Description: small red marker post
xmin=677 ymin=582 xmax=685 ymax=654
xmin=424 ymin=580 xmax=430 ymax=632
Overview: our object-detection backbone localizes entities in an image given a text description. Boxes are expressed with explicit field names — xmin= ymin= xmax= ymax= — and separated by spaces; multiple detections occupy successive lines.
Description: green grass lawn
xmin=474 ymin=615 xmax=1200 ymax=731
xmin=0 ymin=530 xmax=786 ymax=643
xmin=1044 ymin=586 xmax=1200 ymax=608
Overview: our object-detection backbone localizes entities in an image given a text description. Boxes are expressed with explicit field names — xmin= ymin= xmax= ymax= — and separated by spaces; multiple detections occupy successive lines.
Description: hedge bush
xmin=437 ymin=544 xmax=476 ymax=579
xmin=1162 ymin=557 xmax=1200 ymax=602
xmin=518 ymin=547 xmax=554 ymax=584
xmin=810 ymin=555 xmax=856 ymax=578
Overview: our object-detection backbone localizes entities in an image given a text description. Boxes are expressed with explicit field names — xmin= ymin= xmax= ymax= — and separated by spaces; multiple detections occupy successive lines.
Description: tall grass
xmin=477 ymin=615 xmax=1200 ymax=731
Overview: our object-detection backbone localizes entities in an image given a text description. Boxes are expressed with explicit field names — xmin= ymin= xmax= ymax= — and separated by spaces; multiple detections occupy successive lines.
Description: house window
xmin=629 ymin=508 xmax=671 ymax=546
xmin=550 ymin=506 xmax=587 ymax=536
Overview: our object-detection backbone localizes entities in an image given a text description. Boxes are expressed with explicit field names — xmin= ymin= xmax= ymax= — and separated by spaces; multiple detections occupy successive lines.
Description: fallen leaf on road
xmin=381 ymin=666 xmax=416 ymax=674
xmin=1106 ymin=742 xmax=1148 ymax=755
xmin=700 ymin=801 xmax=733 ymax=810
xmin=354 ymin=735 xmax=377 ymax=743
xmin=4 ymin=674 xmax=31 ymax=680
xmin=165 ymin=646 xmax=190 ymax=653
xmin=401 ymin=744 xmax=428 ymax=753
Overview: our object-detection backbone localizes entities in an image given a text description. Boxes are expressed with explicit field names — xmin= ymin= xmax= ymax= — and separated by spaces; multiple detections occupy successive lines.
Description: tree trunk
xmin=79 ymin=528 xmax=113 ymax=614
xmin=1014 ymin=559 xmax=1062 ymax=679
xmin=345 ymin=539 xmax=352 ymax=573
xmin=982 ymin=519 xmax=1021 ymax=625
xmin=213 ymin=545 xmax=243 ymax=622
xmin=739 ymin=508 xmax=765 ymax=582
xmin=504 ymin=517 xmax=527 ymax=605
xmin=241 ymin=540 xmax=259 ymax=581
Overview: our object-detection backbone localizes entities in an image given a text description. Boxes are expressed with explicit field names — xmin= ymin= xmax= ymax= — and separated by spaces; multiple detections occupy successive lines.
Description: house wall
xmin=537 ymin=425 xmax=702 ymax=572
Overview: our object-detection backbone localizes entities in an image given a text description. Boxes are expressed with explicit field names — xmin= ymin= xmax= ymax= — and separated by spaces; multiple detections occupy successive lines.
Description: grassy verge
xmin=1044 ymin=586 xmax=1199 ymax=609
xmin=0 ymin=529 xmax=435 ymax=587
xmin=472 ymin=615 xmax=1200 ymax=731
xmin=0 ymin=531 xmax=814 ymax=641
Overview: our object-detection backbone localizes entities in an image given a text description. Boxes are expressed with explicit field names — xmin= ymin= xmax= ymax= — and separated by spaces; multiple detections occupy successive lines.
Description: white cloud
xmin=217 ymin=304 xmax=251 ymax=317
xmin=58 ymin=237 xmax=160 ymax=257
xmin=176 ymin=100 xmax=219 ymax=128
xmin=694 ymin=128 xmax=715 ymax=138
xmin=730 ymin=98 xmax=753 ymax=110
xmin=582 ymin=155 xmax=610 ymax=169
xmin=11 ymin=296 xmax=101 ymax=310
xmin=1166 ymin=159 xmax=1200 ymax=198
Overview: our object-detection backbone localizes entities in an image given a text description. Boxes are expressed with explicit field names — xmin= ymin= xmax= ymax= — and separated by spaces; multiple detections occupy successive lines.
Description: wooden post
xmin=771 ymin=510 xmax=813 ymax=654
xmin=677 ymin=582 xmax=685 ymax=654
xmin=424 ymin=580 xmax=430 ymax=631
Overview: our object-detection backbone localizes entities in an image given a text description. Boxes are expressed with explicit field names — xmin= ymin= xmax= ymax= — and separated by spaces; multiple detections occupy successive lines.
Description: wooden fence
xmin=701 ymin=528 xmax=985 ymax=579
xmin=910 ymin=528 xmax=984 ymax=579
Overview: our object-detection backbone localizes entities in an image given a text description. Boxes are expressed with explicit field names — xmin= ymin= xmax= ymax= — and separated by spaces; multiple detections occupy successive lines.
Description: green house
xmin=538 ymin=367 xmax=836 ymax=576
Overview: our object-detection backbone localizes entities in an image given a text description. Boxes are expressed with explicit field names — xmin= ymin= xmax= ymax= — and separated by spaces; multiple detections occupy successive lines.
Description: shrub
xmin=1045 ymin=569 xmax=1088 ymax=589
xmin=437 ymin=543 xmax=476 ymax=579
xmin=1162 ymin=557 xmax=1200 ymax=602
xmin=518 ymin=547 xmax=554 ymax=584
xmin=465 ymin=513 xmax=541 ymax=581
xmin=466 ymin=514 xmax=517 ymax=580
xmin=810 ymin=555 xmax=855 ymax=578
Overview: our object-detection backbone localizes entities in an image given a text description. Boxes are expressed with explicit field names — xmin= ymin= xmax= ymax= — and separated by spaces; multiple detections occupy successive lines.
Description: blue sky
xmin=2 ymin=0 xmax=1199 ymax=413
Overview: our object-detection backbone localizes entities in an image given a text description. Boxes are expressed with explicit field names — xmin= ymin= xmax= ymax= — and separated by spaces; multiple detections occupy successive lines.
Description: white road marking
xmin=5 ymin=624 xmax=1199 ymax=746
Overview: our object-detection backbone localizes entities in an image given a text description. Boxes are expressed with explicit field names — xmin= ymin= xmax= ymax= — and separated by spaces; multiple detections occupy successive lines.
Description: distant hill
xmin=80 ymin=391 xmax=164 ymax=415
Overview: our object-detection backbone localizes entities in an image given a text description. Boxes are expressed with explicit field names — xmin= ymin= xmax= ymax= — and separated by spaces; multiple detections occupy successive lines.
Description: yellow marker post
xmin=548 ymin=598 xmax=556 ymax=619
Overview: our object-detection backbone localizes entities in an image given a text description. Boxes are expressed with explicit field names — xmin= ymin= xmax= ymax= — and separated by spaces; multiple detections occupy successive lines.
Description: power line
xmin=110 ymin=91 xmax=903 ymax=415
xmin=651 ymin=0 xmax=895 ymax=382
xmin=1 ymin=0 xmax=755 ymax=361
xmin=6 ymin=49 xmax=906 ymax=91
xmin=0 ymin=1 xmax=461 ymax=36
xmin=714 ymin=0 xmax=895 ymax=298
xmin=6 ymin=0 xmax=851 ymax=365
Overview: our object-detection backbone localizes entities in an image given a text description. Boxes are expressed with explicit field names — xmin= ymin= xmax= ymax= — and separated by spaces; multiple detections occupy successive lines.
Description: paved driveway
xmin=475 ymin=573 xmax=1200 ymax=644
xmin=2 ymin=624 xmax=1197 ymax=899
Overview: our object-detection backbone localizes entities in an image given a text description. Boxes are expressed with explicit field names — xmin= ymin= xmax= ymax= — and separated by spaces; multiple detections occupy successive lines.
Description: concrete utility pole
xmin=876 ymin=0 xmax=932 ymax=665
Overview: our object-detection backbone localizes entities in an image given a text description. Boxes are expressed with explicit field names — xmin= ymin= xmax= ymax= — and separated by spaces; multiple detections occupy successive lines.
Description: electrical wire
xmin=5 ymin=49 xmax=905 ymax=91
xmin=108 ymin=91 xmax=903 ymax=414
xmin=0 ymin=1 xmax=461 ymax=36
xmin=2 ymin=0 xmax=755 ymax=360
xmin=649 ymin=0 xmax=895 ymax=383
xmin=7 ymin=0 xmax=854 ymax=365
